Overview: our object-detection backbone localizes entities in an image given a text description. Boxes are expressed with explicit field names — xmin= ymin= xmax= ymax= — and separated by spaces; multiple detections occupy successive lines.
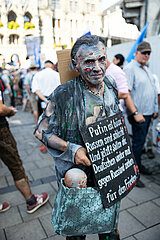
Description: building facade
xmin=122 ymin=0 xmax=160 ymax=37
xmin=0 ymin=0 xmax=141 ymax=68
xmin=102 ymin=1 xmax=139 ymax=47
xmin=0 ymin=0 xmax=102 ymax=67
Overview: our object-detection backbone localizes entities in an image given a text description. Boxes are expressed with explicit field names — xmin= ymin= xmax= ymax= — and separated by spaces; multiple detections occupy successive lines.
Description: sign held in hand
xmin=81 ymin=112 xmax=139 ymax=209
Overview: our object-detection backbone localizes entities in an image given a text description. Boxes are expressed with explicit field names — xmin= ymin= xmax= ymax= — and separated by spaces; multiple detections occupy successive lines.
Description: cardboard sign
xmin=56 ymin=49 xmax=80 ymax=84
xmin=81 ymin=112 xmax=139 ymax=209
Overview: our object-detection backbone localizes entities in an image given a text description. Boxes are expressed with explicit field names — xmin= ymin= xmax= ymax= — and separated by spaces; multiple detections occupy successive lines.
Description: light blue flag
xmin=126 ymin=22 xmax=149 ymax=63
xmin=34 ymin=42 xmax=41 ymax=68
xmin=83 ymin=31 xmax=91 ymax=36
xmin=82 ymin=26 xmax=91 ymax=36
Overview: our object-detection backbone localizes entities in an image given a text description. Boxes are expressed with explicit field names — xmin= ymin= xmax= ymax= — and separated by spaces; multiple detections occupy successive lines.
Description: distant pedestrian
xmin=123 ymin=41 xmax=158 ymax=187
xmin=24 ymin=66 xmax=38 ymax=125
xmin=32 ymin=60 xmax=60 ymax=153
xmin=0 ymin=82 xmax=49 ymax=213
xmin=144 ymin=73 xmax=160 ymax=157
xmin=0 ymin=68 xmax=12 ymax=107
xmin=113 ymin=54 xmax=125 ymax=69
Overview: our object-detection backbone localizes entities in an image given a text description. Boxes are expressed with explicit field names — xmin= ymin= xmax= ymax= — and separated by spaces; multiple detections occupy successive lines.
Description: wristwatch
xmin=132 ymin=111 xmax=138 ymax=116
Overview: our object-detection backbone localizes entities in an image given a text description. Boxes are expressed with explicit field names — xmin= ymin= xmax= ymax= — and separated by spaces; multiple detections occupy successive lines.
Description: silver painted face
xmin=75 ymin=41 xmax=107 ymax=86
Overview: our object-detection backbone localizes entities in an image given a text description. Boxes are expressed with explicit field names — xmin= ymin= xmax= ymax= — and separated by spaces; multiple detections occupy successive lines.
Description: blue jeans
xmin=128 ymin=115 xmax=152 ymax=169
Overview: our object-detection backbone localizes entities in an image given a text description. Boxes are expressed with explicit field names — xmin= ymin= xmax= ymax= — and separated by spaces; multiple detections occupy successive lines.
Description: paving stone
xmin=123 ymin=237 xmax=136 ymax=240
xmin=50 ymin=181 xmax=59 ymax=192
xmin=5 ymin=219 xmax=46 ymax=240
xmin=134 ymin=224 xmax=160 ymax=240
xmin=0 ymin=206 xmax=22 ymax=229
xmin=127 ymin=186 xmax=158 ymax=204
xmin=45 ymin=235 xmax=65 ymax=240
xmin=39 ymin=213 xmax=55 ymax=237
xmin=28 ymin=179 xmax=43 ymax=187
xmin=6 ymin=171 xmax=33 ymax=186
xmin=49 ymin=192 xmax=57 ymax=208
xmin=152 ymin=197 xmax=160 ymax=207
xmin=0 ymin=166 xmax=10 ymax=177
xmin=120 ymin=197 xmax=136 ymax=211
xmin=42 ymin=176 xmax=57 ymax=184
xmin=0 ymin=176 xmax=8 ymax=188
xmin=35 ymin=157 xmax=54 ymax=168
xmin=128 ymin=202 xmax=160 ymax=228
xmin=23 ymin=161 xmax=38 ymax=171
xmin=0 ymin=190 xmax=24 ymax=206
xmin=30 ymin=182 xmax=56 ymax=196
xmin=140 ymin=174 xmax=153 ymax=184
xmin=23 ymin=150 xmax=44 ymax=163
xmin=147 ymin=182 xmax=160 ymax=196
xmin=87 ymin=234 xmax=100 ymax=240
xmin=30 ymin=167 xmax=54 ymax=180
xmin=19 ymin=201 xmax=52 ymax=222
xmin=0 ymin=185 xmax=17 ymax=194
xmin=0 ymin=229 xmax=6 ymax=240
xmin=152 ymin=173 xmax=160 ymax=185
xmin=118 ymin=210 xmax=145 ymax=239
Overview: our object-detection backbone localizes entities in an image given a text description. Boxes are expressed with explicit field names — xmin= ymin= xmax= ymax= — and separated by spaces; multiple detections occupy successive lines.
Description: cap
xmin=29 ymin=64 xmax=38 ymax=69
xmin=137 ymin=41 xmax=151 ymax=53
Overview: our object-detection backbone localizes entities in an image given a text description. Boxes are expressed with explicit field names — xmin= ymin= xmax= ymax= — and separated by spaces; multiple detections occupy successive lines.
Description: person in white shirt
xmin=32 ymin=60 xmax=60 ymax=116
xmin=32 ymin=60 xmax=60 ymax=152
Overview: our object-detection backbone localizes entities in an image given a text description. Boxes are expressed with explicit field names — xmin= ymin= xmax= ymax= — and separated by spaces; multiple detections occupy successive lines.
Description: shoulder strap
xmin=0 ymin=80 xmax=5 ymax=104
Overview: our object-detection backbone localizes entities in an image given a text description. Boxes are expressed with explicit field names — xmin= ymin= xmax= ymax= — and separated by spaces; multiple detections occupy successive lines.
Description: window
xmin=52 ymin=0 xmax=60 ymax=9
xmin=24 ymin=12 xmax=32 ymax=23
xmin=52 ymin=17 xmax=55 ymax=28
xmin=69 ymin=1 xmax=72 ymax=11
xmin=91 ymin=4 xmax=95 ymax=12
xmin=71 ymin=37 xmax=73 ymax=47
xmin=86 ymin=3 xmax=90 ymax=13
xmin=0 ymin=35 xmax=3 ymax=44
xmin=58 ymin=19 xmax=60 ymax=28
xmin=8 ymin=11 xmax=17 ymax=22
xmin=9 ymin=34 xmax=19 ymax=44
xmin=75 ymin=1 xmax=78 ymax=11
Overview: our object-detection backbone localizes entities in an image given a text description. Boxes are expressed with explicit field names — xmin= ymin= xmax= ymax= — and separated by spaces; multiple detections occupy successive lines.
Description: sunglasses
xmin=141 ymin=51 xmax=151 ymax=55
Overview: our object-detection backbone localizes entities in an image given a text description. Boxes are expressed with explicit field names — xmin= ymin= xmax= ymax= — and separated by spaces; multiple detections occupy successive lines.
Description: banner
xmin=25 ymin=36 xmax=41 ymax=67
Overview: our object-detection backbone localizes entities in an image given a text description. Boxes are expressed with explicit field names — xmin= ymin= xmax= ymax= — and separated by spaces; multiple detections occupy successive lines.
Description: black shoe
xmin=136 ymin=179 xmax=145 ymax=188
xmin=141 ymin=149 xmax=146 ymax=154
xmin=139 ymin=165 xmax=152 ymax=175
xmin=66 ymin=236 xmax=86 ymax=240
xmin=99 ymin=229 xmax=120 ymax=240
xmin=146 ymin=149 xmax=155 ymax=159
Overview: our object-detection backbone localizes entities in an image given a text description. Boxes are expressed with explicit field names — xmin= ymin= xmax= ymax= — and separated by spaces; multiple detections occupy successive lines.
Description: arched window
xmin=0 ymin=35 xmax=3 ymax=44
xmin=9 ymin=34 xmax=19 ymax=44
xmin=8 ymin=11 xmax=17 ymax=22
xmin=24 ymin=12 xmax=32 ymax=23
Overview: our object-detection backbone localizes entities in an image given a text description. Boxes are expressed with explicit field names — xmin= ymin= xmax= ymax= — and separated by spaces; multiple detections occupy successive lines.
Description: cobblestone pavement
xmin=0 ymin=107 xmax=160 ymax=240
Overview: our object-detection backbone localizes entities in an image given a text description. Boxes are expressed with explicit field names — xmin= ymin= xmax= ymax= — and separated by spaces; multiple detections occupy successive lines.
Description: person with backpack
xmin=0 ymin=68 xmax=12 ymax=107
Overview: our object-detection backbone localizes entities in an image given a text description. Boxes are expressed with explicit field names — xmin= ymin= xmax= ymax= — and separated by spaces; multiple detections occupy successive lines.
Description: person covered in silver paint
xmin=35 ymin=35 xmax=121 ymax=240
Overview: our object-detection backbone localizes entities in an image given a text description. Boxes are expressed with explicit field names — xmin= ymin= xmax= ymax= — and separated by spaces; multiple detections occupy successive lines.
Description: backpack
xmin=0 ymin=77 xmax=6 ymax=92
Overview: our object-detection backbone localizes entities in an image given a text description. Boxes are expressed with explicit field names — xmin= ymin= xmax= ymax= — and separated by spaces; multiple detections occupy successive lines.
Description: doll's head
xmin=64 ymin=168 xmax=87 ymax=188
